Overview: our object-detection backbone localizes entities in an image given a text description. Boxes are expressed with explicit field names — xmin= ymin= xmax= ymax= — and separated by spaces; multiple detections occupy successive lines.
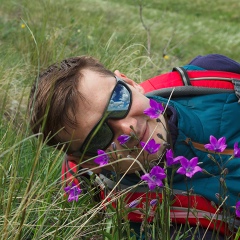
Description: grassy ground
xmin=1 ymin=0 xmax=240 ymax=239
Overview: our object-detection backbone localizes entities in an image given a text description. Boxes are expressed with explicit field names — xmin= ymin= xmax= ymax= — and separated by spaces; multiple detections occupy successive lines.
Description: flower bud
xmin=133 ymin=146 xmax=139 ymax=152
xmin=221 ymin=168 xmax=229 ymax=175
xmin=150 ymin=199 xmax=158 ymax=207
xmin=149 ymin=162 xmax=157 ymax=168
xmin=130 ymin=131 xmax=136 ymax=137
xmin=188 ymin=188 xmax=194 ymax=195
xmin=220 ymin=177 xmax=225 ymax=184
xmin=211 ymin=201 xmax=217 ymax=209
xmin=128 ymin=198 xmax=142 ymax=208
xmin=157 ymin=133 xmax=163 ymax=139
xmin=163 ymin=142 xmax=170 ymax=147
xmin=111 ymin=142 xmax=117 ymax=151
xmin=134 ymin=171 xmax=141 ymax=177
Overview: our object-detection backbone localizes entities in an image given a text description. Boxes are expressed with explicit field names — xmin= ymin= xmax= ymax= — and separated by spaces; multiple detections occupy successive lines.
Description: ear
xmin=114 ymin=70 xmax=145 ymax=94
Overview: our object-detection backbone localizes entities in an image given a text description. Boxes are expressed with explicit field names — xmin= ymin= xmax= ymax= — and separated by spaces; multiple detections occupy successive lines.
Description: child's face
xmin=70 ymin=69 xmax=167 ymax=173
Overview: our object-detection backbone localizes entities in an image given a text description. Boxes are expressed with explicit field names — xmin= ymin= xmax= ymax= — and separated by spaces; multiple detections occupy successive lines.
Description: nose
xmin=107 ymin=116 xmax=137 ymax=136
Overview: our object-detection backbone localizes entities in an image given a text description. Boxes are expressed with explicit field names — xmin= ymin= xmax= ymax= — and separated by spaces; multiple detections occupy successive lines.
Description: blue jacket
xmin=121 ymin=54 xmax=240 ymax=209
xmin=150 ymin=92 xmax=240 ymax=208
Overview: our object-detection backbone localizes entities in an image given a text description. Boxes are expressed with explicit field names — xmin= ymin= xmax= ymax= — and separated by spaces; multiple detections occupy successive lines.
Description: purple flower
xmin=117 ymin=134 xmax=131 ymax=145
xmin=234 ymin=142 xmax=240 ymax=158
xmin=143 ymin=99 xmax=164 ymax=119
xmin=141 ymin=166 xmax=166 ymax=190
xmin=94 ymin=150 xmax=109 ymax=166
xmin=64 ymin=183 xmax=82 ymax=202
xmin=236 ymin=201 xmax=240 ymax=217
xmin=128 ymin=198 xmax=141 ymax=208
xmin=177 ymin=157 xmax=202 ymax=178
xmin=166 ymin=149 xmax=181 ymax=166
xmin=140 ymin=139 xmax=161 ymax=154
xmin=150 ymin=199 xmax=158 ymax=207
xmin=204 ymin=135 xmax=227 ymax=153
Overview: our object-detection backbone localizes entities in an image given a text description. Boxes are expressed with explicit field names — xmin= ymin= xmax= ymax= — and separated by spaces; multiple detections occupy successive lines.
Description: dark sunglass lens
xmin=107 ymin=83 xmax=131 ymax=118
xmin=84 ymin=123 xmax=113 ymax=155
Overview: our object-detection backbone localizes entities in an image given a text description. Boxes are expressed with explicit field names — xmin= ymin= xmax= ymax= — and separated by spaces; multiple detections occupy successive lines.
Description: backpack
xmin=62 ymin=68 xmax=240 ymax=237
xmin=141 ymin=67 xmax=240 ymax=100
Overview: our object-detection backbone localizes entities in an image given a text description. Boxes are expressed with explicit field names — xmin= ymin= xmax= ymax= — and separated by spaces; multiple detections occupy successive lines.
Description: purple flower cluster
xmin=64 ymin=183 xmax=82 ymax=202
xmin=141 ymin=149 xmax=203 ymax=190
xmin=141 ymin=139 xmax=161 ymax=154
xmin=94 ymin=149 xmax=109 ymax=166
xmin=166 ymin=149 xmax=181 ymax=166
xmin=204 ymin=135 xmax=240 ymax=158
xmin=141 ymin=166 xmax=166 ymax=190
xmin=204 ymin=135 xmax=227 ymax=153
xmin=176 ymin=157 xmax=202 ymax=178
xmin=143 ymin=99 xmax=164 ymax=119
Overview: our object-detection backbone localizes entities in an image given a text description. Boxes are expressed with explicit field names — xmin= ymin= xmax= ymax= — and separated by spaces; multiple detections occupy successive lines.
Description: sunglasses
xmin=73 ymin=76 xmax=132 ymax=157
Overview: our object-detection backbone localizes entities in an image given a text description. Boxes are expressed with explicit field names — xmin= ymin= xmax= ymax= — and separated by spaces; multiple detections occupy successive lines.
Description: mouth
xmin=139 ymin=122 xmax=149 ymax=142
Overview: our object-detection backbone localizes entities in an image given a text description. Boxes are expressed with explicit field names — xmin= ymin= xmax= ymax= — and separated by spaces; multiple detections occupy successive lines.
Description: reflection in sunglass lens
xmin=107 ymin=83 xmax=131 ymax=112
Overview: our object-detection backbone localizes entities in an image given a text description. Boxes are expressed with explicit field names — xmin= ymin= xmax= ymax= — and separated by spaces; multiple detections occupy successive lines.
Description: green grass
xmin=1 ymin=0 xmax=240 ymax=239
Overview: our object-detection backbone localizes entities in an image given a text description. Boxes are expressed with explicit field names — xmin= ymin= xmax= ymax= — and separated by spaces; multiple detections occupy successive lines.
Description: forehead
xmin=80 ymin=69 xmax=114 ymax=97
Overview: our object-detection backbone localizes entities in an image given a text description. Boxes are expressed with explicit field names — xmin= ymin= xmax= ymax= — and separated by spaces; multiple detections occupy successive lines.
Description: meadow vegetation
xmin=1 ymin=0 xmax=240 ymax=239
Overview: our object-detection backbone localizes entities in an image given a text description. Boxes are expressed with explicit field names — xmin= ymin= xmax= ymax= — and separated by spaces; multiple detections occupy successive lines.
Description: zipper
xmin=184 ymin=138 xmax=234 ymax=155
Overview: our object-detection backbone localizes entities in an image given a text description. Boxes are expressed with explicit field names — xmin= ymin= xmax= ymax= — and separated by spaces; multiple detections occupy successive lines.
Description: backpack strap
xmin=172 ymin=67 xmax=191 ymax=86
xmin=61 ymin=158 xmax=80 ymax=187
xmin=141 ymin=70 xmax=240 ymax=99
xmin=61 ymin=158 xmax=105 ymax=190
xmin=233 ymin=79 xmax=240 ymax=102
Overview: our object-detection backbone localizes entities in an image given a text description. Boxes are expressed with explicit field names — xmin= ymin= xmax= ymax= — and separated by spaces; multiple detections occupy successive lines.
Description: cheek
xmin=130 ymin=93 xmax=150 ymax=116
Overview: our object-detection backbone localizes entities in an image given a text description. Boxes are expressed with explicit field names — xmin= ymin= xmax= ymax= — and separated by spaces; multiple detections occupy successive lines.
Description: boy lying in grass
xmin=29 ymin=54 xmax=240 ymax=239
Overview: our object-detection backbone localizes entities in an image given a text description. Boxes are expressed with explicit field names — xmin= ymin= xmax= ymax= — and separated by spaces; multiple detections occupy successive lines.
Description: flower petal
xmin=179 ymin=157 xmax=189 ymax=168
xmin=192 ymin=166 xmax=202 ymax=175
xmin=150 ymin=166 xmax=164 ymax=176
xmin=141 ymin=173 xmax=150 ymax=181
xmin=176 ymin=166 xmax=186 ymax=175
xmin=143 ymin=108 xmax=159 ymax=118
xmin=148 ymin=181 xmax=157 ymax=190
xmin=94 ymin=150 xmax=109 ymax=166
xmin=204 ymin=143 xmax=214 ymax=151
xmin=218 ymin=136 xmax=226 ymax=146
xmin=234 ymin=142 xmax=240 ymax=157
xmin=209 ymin=135 xmax=218 ymax=145
xmin=236 ymin=201 xmax=240 ymax=217
xmin=189 ymin=157 xmax=198 ymax=168
xmin=117 ymin=134 xmax=130 ymax=145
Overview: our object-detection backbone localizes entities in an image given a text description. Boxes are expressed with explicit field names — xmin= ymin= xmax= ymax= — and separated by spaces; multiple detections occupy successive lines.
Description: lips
xmin=139 ymin=122 xmax=149 ymax=142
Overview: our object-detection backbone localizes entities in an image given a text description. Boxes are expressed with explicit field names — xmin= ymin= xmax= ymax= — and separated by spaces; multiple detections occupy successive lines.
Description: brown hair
xmin=28 ymin=56 xmax=114 ymax=153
